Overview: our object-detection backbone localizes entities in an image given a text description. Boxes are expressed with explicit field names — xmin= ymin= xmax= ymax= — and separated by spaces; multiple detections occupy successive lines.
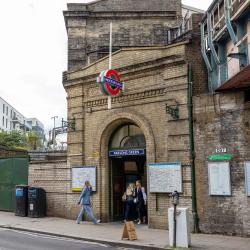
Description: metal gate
xmin=0 ymin=157 xmax=28 ymax=212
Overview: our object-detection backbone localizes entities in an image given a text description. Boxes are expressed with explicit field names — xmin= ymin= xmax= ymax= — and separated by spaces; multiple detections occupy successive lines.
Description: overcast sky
xmin=0 ymin=0 xmax=212 ymax=131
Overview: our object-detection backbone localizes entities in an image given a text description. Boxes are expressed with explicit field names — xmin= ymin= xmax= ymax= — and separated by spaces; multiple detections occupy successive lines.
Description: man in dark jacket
xmin=134 ymin=180 xmax=147 ymax=224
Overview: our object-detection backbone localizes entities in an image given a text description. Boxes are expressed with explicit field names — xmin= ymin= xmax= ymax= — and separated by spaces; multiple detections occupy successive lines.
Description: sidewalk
xmin=0 ymin=212 xmax=249 ymax=250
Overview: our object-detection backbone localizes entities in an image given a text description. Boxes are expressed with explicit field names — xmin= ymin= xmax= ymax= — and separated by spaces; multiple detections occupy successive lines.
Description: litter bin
xmin=28 ymin=187 xmax=46 ymax=218
xmin=15 ymin=185 xmax=29 ymax=216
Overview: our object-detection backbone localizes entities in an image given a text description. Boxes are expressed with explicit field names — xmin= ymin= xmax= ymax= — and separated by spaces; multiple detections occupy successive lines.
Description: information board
xmin=148 ymin=162 xmax=182 ymax=193
xmin=245 ymin=162 xmax=250 ymax=196
xmin=72 ymin=166 xmax=96 ymax=191
xmin=208 ymin=162 xmax=231 ymax=195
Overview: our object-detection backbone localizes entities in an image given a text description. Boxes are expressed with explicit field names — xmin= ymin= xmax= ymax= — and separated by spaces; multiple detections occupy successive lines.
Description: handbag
xmin=133 ymin=197 xmax=138 ymax=204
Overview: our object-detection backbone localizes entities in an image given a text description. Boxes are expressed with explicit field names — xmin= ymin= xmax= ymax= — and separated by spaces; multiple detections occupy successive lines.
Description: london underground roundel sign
xmin=97 ymin=69 xmax=124 ymax=96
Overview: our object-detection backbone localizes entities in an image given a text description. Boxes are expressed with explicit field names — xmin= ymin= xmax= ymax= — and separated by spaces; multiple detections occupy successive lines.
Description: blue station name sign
xmin=109 ymin=149 xmax=145 ymax=157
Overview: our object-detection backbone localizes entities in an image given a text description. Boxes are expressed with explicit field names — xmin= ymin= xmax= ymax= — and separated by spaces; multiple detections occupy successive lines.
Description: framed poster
xmin=148 ymin=162 xmax=182 ymax=193
xmin=245 ymin=162 xmax=250 ymax=196
xmin=72 ymin=166 xmax=97 ymax=191
xmin=208 ymin=162 xmax=231 ymax=196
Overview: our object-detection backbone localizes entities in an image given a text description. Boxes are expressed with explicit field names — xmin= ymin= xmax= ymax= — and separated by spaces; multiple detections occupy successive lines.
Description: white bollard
xmin=168 ymin=207 xmax=191 ymax=248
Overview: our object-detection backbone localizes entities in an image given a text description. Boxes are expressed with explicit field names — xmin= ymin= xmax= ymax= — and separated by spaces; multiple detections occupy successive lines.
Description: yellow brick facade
xmin=63 ymin=43 xmax=194 ymax=229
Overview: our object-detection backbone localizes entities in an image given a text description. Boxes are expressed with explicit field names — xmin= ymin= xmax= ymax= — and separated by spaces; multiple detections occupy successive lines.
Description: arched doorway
xmin=108 ymin=123 xmax=146 ymax=221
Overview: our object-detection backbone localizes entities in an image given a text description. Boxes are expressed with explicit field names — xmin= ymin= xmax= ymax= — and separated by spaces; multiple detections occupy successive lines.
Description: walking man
xmin=134 ymin=180 xmax=147 ymax=224
xmin=76 ymin=180 xmax=100 ymax=225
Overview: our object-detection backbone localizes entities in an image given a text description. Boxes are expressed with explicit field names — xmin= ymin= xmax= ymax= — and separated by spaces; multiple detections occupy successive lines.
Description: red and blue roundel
xmin=97 ymin=69 xmax=124 ymax=96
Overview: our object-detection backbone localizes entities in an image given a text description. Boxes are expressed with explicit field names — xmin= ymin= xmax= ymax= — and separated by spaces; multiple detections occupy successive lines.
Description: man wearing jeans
xmin=76 ymin=180 xmax=100 ymax=225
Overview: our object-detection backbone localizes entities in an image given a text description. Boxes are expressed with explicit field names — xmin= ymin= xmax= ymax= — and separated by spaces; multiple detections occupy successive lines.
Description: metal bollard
xmin=171 ymin=190 xmax=179 ymax=248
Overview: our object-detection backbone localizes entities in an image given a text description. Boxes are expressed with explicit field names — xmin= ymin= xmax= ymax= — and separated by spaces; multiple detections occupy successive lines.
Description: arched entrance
xmin=109 ymin=123 xmax=146 ymax=221
xmin=94 ymin=110 xmax=155 ymax=222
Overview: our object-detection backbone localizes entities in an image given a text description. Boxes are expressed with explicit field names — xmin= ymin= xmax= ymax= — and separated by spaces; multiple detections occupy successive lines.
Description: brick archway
xmin=94 ymin=109 xmax=156 ymax=221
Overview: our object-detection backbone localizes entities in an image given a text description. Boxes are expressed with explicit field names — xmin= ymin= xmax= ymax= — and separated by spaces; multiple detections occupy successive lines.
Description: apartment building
xmin=0 ymin=97 xmax=32 ymax=132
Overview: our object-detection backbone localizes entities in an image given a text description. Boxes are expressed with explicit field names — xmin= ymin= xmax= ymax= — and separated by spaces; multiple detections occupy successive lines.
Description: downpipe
xmin=188 ymin=64 xmax=200 ymax=233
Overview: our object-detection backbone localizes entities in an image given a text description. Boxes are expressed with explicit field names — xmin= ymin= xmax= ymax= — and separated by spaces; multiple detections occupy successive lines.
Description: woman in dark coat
xmin=123 ymin=183 xmax=135 ymax=222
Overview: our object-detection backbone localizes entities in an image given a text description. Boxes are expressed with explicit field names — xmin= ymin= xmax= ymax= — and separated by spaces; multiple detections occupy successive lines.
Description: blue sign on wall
xmin=109 ymin=149 xmax=145 ymax=157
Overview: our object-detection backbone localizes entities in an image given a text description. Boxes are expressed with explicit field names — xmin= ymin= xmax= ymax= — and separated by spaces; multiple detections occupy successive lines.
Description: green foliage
xmin=26 ymin=131 xmax=42 ymax=150
xmin=0 ymin=130 xmax=43 ymax=150
xmin=0 ymin=131 xmax=27 ymax=149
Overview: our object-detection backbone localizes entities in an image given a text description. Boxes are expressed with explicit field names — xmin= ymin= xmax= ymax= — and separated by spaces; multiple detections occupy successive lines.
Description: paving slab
xmin=0 ymin=212 xmax=249 ymax=250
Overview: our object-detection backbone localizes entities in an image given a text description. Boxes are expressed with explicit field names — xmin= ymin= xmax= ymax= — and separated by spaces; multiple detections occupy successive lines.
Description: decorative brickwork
xmin=62 ymin=40 xmax=206 ymax=229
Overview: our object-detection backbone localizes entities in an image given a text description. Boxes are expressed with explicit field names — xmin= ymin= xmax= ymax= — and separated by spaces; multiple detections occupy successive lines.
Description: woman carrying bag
xmin=122 ymin=183 xmax=135 ymax=222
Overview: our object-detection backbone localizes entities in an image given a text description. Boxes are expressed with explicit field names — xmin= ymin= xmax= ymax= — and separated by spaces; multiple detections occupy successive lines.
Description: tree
xmin=26 ymin=131 xmax=41 ymax=150
xmin=0 ymin=131 xmax=27 ymax=149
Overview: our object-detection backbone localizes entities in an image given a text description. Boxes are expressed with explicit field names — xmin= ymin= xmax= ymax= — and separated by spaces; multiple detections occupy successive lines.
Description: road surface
xmin=0 ymin=228 xmax=135 ymax=250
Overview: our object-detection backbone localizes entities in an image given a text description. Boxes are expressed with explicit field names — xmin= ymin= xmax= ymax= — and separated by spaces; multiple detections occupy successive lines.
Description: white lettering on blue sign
xmin=109 ymin=149 xmax=145 ymax=157
xmin=104 ymin=77 xmax=123 ymax=89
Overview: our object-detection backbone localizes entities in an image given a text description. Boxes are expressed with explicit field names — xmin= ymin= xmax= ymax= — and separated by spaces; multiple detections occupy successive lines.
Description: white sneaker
xmin=97 ymin=219 xmax=101 ymax=223
xmin=137 ymin=219 xmax=141 ymax=225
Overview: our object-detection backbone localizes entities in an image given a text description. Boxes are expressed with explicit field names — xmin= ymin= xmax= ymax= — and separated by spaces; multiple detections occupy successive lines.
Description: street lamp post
xmin=51 ymin=116 xmax=58 ymax=150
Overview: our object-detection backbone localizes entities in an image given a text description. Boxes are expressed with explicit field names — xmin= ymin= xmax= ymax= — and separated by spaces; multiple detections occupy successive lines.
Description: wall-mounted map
xmin=148 ymin=162 xmax=182 ymax=193
xmin=72 ymin=166 xmax=96 ymax=191
xmin=208 ymin=162 xmax=231 ymax=196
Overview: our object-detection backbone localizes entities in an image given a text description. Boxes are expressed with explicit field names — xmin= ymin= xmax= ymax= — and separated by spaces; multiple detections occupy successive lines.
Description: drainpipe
xmin=188 ymin=64 xmax=200 ymax=233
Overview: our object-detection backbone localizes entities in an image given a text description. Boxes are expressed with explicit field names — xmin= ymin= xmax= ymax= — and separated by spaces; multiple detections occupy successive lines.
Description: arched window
xmin=109 ymin=124 xmax=146 ymax=150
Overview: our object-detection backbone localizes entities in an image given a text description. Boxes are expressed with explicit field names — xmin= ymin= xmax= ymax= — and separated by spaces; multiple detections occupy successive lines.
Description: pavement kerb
xmin=0 ymin=225 xmax=173 ymax=250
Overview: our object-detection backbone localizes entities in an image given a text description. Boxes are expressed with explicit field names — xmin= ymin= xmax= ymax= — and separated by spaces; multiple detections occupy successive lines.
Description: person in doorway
xmin=76 ymin=180 xmax=100 ymax=225
xmin=133 ymin=180 xmax=147 ymax=224
xmin=123 ymin=183 xmax=135 ymax=222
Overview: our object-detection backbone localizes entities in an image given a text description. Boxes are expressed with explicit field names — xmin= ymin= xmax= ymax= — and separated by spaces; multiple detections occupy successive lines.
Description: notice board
xmin=148 ymin=162 xmax=182 ymax=193
xmin=72 ymin=166 xmax=96 ymax=191
xmin=245 ymin=162 xmax=250 ymax=196
xmin=208 ymin=162 xmax=231 ymax=195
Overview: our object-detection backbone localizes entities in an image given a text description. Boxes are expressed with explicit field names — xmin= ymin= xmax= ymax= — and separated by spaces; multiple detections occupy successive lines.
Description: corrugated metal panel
xmin=216 ymin=64 xmax=250 ymax=91
xmin=0 ymin=157 xmax=28 ymax=212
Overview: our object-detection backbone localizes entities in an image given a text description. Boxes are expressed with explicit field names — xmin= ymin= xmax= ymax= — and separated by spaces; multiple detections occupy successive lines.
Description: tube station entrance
xmin=108 ymin=124 xmax=147 ymax=221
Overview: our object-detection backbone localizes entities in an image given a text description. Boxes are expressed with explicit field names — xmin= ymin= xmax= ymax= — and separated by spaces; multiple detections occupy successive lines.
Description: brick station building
xmin=60 ymin=0 xmax=206 ymax=229
xmin=28 ymin=0 xmax=250 ymax=236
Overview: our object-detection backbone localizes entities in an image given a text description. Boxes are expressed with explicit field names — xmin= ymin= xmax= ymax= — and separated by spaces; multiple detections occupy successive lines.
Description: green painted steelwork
xmin=200 ymin=22 xmax=212 ymax=72
xmin=218 ymin=43 xmax=228 ymax=84
xmin=225 ymin=0 xmax=238 ymax=45
xmin=207 ymin=13 xmax=220 ymax=65
xmin=0 ymin=157 xmax=28 ymax=212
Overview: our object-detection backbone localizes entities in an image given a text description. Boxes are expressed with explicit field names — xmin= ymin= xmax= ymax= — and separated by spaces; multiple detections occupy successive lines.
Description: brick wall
xmin=62 ymin=41 xmax=206 ymax=229
xmin=0 ymin=146 xmax=27 ymax=157
xmin=28 ymin=152 xmax=80 ymax=219
xmin=193 ymin=91 xmax=250 ymax=236
xmin=64 ymin=0 xmax=182 ymax=70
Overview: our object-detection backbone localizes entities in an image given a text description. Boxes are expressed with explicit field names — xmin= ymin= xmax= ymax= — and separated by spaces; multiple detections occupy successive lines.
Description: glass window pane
xmin=110 ymin=124 xmax=145 ymax=149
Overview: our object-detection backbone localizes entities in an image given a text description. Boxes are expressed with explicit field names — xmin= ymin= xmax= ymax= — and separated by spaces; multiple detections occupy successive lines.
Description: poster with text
xmin=72 ymin=166 xmax=96 ymax=191
xmin=148 ymin=162 xmax=182 ymax=193
xmin=245 ymin=162 xmax=250 ymax=196
xmin=208 ymin=162 xmax=231 ymax=196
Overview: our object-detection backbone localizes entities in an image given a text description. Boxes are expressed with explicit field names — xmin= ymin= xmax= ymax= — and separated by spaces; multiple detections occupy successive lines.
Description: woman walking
xmin=76 ymin=180 xmax=100 ymax=225
xmin=123 ymin=183 xmax=135 ymax=222
xmin=134 ymin=180 xmax=147 ymax=224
